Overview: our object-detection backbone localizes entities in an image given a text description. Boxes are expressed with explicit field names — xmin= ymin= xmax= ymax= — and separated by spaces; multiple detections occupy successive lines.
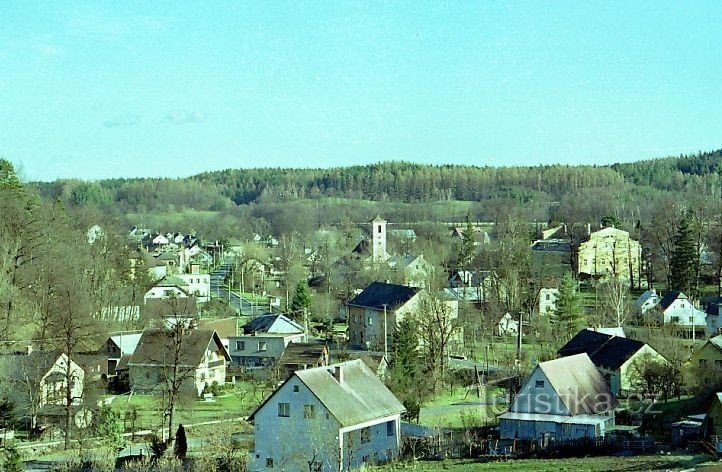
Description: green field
xmin=375 ymin=455 xmax=716 ymax=471
xmin=418 ymin=386 xmax=506 ymax=428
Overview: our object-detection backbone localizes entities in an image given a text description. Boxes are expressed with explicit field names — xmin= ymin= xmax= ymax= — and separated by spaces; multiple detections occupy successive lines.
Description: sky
xmin=2 ymin=1 xmax=722 ymax=182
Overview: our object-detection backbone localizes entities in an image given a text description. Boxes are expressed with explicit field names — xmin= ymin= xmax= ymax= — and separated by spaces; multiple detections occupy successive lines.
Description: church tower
xmin=371 ymin=215 xmax=388 ymax=263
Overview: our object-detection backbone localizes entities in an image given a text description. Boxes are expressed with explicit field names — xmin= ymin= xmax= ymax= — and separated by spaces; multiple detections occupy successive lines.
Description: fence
xmin=402 ymin=432 xmax=656 ymax=461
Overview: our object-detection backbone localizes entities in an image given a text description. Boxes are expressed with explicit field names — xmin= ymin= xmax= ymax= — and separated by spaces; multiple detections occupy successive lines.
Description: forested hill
xmin=33 ymin=150 xmax=722 ymax=215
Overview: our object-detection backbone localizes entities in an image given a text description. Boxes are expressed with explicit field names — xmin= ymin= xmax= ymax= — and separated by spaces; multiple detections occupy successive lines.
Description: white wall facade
xmin=176 ymin=273 xmax=211 ymax=302
xmin=663 ymin=299 xmax=707 ymax=326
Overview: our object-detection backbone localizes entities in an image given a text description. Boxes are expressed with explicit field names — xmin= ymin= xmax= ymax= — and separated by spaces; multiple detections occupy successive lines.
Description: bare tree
xmin=600 ymin=277 xmax=630 ymax=327
xmin=410 ymin=292 xmax=463 ymax=391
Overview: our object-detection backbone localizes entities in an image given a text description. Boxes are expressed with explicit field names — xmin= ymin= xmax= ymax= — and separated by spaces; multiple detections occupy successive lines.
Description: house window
xmin=278 ymin=403 xmax=290 ymax=417
xmin=304 ymin=404 xmax=316 ymax=419
xmin=545 ymin=294 xmax=550 ymax=301
xmin=236 ymin=341 xmax=245 ymax=351
xmin=266 ymin=457 xmax=274 ymax=468
xmin=377 ymin=225 xmax=381 ymax=233
xmin=700 ymin=359 xmax=709 ymax=368
xmin=535 ymin=380 xmax=544 ymax=388
xmin=671 ymin=316 xmax=680 ymax=323
xmin=386 ymin=420 xmax=395 ymax=436
xmin=360 ymin=427 xmax=370 ymax=444
xmin=367 ymin=317 xmax=373 ymax=326
xmin=258 ymin=341 xmax=267 ymax=351
xmin=716 ymin=360 xmax=722 ymax=371
xmin=689 ymin=316 xmax=694 ymax=323
xmin=293 ymin=385 xmax=299 ymax=393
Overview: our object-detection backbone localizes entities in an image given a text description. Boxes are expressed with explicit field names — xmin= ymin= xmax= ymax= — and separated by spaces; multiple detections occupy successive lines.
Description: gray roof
xmin=242 ymin=313 xmax=303 ymax=335
xmin=348 ymin=282 xmax=420 ymax=311
xmin=251 ymin=359 xmax=404 ymax=427
xmin=536 ymin=353 xmax=617 ymax=415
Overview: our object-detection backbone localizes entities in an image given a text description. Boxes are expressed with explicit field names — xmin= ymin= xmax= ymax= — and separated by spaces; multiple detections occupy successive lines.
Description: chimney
xmin=333 ymin=365 xmax=343 ymax=384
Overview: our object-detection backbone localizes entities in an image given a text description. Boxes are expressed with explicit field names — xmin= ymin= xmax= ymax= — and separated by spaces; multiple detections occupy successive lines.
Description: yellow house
xmin=686 ymin=336 xmax=722 ymax=388
xmin=577 ymin=227 xmax=641 ymax=283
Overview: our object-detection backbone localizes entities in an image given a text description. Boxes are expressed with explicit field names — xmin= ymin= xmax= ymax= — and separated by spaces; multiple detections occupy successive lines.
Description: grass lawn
xmin=105 ymin=383 xmax=260 ymax=435
xmin=419 ymin=386 xmax=506 ymax=428
xmin=375 ymin=454 xmax=716 ymax=471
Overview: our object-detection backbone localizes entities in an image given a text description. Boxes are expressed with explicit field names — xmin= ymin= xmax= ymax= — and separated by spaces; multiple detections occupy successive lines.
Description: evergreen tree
xmin=174 ymin=424 xmax=188 ymax=460
xmin=552 ymin=274 xmax=584 ymax=339
xmin=290 ymin=280 xmax=311 ymax=320
xmin=670 ymin=216 xmax=698 ymax=297
xmin=391 ymin=316 xmax=420 ymax=380
xmin=0 ymin=442 xmax=22 ymax=472
xmin=96 ymin=405 xmax=125 ymax=452
xmin=456 ymin=211 xmax=476 ymax=269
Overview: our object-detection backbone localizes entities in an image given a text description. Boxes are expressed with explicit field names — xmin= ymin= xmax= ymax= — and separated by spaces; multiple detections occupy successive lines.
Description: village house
xmin=0 ymin=350 xmax=85 ymax=429
xmin=450 ymin=225 xmax=491 ymax=245
xmin=248 ymin=359 xmax=404 ymax=471
xmin=143 ymin=276 xmax=192 ymax=302
xmin=577 ymin=226 xmax=641 ymax=284
xmin=127 ymin=328 xmax=229 ymax=396
xmin=498 ymin=313 xmax=519 ymax=336
xmin=686 ymin=335 xmax=722 ymax=387
xmin=538 ymin=287 xmax=559 ymax=316
xmin=657 ymin=290 xmax=707 ymax=334
xmin=347 ymin=282 xmax=421 ymax=351
xmin=228 ymin=313 xmax=305 ymax=368
xmin=106 ymin=333 xmax=143 ymax=378
xmin=635 ymin=289 xmax=661 ymax=315
xmin=704 ymin=393 xmax=722 ymax=453
xmin=277 ymin=342 xmax=330 ymax=378
xmin=558 ymin=329 xmax=668 ymax=396
xmin=499 ymin=354 xmax=617 ymax=442
xmin=387 ymin=254 xmax=433 ymax=288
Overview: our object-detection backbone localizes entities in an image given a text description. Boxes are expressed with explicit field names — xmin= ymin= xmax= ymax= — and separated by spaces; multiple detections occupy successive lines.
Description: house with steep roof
xmin=387 ymin=254 xmax=433 ymax=288
xmin=704 ymin=393 xmax=722 ymax=452
xmin=128 ymin=328 xmax=229 ymax=396
xmin=228 ymin=314 xmax=305 ymax=367
xmin=347 ymin=282 xmax=421 ymax=351
xmin=635 ymin=289 xmax=661 ymax=315
xmin=249 ymin=359 xmax=404 ymax=471
xmin=0 ymin=351 xmax=85 ymax=429
xmin=106 ymin=333 xmax=143 ymax=377
xmin=558 ymin=329 xmax=668 ymax=396
xmin=686 ymin=335 xmax=722 ymax=387
xmin=450 ymin=226 xmax=490 ymax=245
xmin=499 ymin=353 xmax=617 ymax=441
xmin=658 ymin=290 xmax=706 ymax=330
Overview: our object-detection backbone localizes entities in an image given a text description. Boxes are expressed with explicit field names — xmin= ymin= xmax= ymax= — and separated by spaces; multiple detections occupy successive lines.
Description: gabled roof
xmin=109 ymin=333 xmax=142 ymax=355
xmin=558 ymin=329 xmax=652 ymax=370
xmin=348 ymin=282 xmax=420 ymax=310
xmin=635 ymin=289 xmax=660 ymax=308
xmin=660 ymin=290 xmax=686 ymax=310
xmin=250 ymin=359 xmax=404 ymax=427
xmin=707 ymin=335 xmax=722 ymax=352
xmin=242 ymin=313 xmax=303 ymax=335
xmin=536 ymin=353 xmax=617 ymax=415
xmin=278 ymin=343 xmax=327 ymax=367
xmin=557 ymin=329 xmax=613 ymax=357
xmin=128 ymin=329 xmax=229 ymax=367
xmin=154 ymin=276 xmax=189 ymax=288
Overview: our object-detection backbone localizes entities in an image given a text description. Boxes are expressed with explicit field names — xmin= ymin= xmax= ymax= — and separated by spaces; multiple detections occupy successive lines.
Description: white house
xmin=175 ymin=273 xmax=211 ymax=303
xmin=143 ymin=276 xmax=191 ymax=302
xmin=658 ymin=291 xmax=706 ymax=328
xmin=498 ymin=313 xmax=519 ymax=336
xmin=499 ymin=354 xmax=617 ymax=442
xmin=635 ymin=289 xmax=661 ymax=315
xmin=249 ymin=359 xmax=405 ymax=471
xmin=538 ymin=288 xmax=559 ymax=316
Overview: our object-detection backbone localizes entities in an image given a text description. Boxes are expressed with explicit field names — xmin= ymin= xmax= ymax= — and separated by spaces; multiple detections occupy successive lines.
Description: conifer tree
xmin=670 ymin=216 xmax=698 ymax=297
xmin=552 ymin=274 xmax=583 ymax=339
xmin=290 ymin=280 xmax=311 ymax=320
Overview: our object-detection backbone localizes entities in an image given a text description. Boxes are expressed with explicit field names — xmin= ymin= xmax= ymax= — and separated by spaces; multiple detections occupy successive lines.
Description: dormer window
xmin=535 ymin=380 xmax=544 ymax=388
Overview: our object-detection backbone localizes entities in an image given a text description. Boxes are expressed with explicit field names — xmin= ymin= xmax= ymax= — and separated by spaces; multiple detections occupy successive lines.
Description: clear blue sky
xmin=2 ymin=1 xmax=722 ymax=181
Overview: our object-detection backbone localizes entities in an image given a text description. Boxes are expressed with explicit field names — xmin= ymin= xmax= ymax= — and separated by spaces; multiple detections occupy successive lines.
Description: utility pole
xmin=383 ymin=304 xmax=388 ymax=360
xmin=516 ymin=311 xmax=523 ymax=364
